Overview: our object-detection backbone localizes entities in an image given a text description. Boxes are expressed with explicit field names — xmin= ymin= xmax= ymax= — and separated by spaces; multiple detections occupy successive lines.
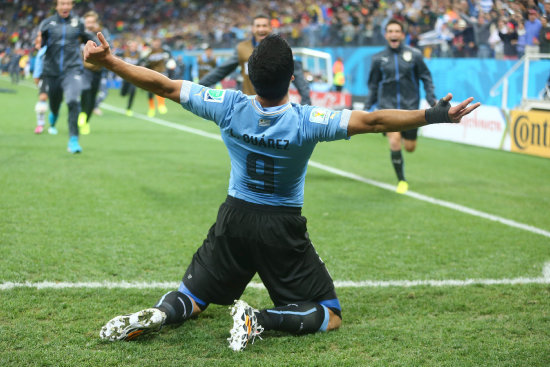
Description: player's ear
xmin=290 ymin=75 xmax=295 ymax=82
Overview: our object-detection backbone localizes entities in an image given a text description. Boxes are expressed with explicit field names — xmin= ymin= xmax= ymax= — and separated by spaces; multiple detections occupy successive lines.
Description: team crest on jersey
xmin=71 ymin=17 xmax=79 ymax=27
xmin=309 ymin=108 xmax=330 ymax=125
xmin=204 ymin=89 xmax=225 ymax=103
xmin=258 ymin=118 xmax=271 ymax=127
xmin=403 ymin=51 xmax=412 ymax=62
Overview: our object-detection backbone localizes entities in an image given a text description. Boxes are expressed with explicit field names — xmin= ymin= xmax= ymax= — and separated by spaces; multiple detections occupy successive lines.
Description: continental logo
xmin=510 ymin=110 xmax=550 ymax=158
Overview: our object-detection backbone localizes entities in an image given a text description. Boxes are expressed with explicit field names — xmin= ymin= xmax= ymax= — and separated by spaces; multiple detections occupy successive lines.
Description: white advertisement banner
xmin=419 ymin=102 xmax=508 ymax=150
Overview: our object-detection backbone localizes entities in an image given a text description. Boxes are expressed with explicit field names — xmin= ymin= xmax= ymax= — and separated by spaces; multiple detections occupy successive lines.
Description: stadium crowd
xmin=2 ymin=0 xmax=550 ymax=62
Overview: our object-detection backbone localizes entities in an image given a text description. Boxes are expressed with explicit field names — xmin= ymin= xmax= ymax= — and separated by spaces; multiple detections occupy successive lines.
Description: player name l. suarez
xmin=229 ymin=129 xmax=290 ymax=150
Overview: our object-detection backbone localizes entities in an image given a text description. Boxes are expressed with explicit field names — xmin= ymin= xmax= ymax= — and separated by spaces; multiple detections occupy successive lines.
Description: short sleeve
xmin=301 ymin=106 xmax=351 ymax=142
xmin=179 ymin=81 xmax=241 ymax=126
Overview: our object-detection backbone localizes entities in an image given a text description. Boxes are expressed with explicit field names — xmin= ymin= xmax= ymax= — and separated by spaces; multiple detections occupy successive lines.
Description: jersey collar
xmin=252 ymin=98 xmax=292 ymax=115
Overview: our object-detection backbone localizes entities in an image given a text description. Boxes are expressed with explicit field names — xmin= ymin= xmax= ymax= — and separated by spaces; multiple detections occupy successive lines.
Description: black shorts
xmin=400 ymin=128 xmax=418 ymax=140
xmin=382 ymin=128 xmax=418 ymax=140
xmin=182 ymin=196 xmax=338 ymax=308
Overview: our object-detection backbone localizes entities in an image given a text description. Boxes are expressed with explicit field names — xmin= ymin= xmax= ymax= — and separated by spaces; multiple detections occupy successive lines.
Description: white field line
xmin=102 ymin=103 xmax=550 ymax=239
xmin=1 ymin=263 xmax=549 ymax=291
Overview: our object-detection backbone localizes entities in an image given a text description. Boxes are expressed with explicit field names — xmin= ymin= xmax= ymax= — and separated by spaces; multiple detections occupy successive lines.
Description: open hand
xmin=426 ymin=93 xmax=481 ymax=124
xmin=444 ymin=93 xmax=481 ymax=123
xmin=83 ymin=32 xmax=111 ymax=68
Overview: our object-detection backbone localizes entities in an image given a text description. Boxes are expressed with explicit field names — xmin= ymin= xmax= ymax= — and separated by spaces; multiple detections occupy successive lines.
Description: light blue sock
xmin=49 ymin=112 xmax=58 ymax=127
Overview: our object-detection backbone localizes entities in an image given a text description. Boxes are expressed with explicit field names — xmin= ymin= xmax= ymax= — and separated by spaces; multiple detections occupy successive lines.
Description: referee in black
xmin=35 ymin=0 xmax=93 ymax=153
xmin=364 ymin=19 xmax=437 ymax=194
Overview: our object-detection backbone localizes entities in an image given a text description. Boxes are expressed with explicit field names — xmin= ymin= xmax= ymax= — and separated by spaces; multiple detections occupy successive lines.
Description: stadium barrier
xmin=509 ymin=110 xmax=550 ymax=159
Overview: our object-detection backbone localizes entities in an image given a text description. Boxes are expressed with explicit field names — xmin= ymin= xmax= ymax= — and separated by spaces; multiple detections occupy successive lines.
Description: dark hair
xmin=253 ymin=14 xmax=270 ymax=23
xmin=385 ymin=18 xmax=405 ymax=32
xmin=248 ymin=34 xmax=294 ymax=100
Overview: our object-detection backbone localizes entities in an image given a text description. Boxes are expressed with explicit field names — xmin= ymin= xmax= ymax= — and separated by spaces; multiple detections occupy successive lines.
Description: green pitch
xmin=1 ymin=77 xmax=549 ymax=366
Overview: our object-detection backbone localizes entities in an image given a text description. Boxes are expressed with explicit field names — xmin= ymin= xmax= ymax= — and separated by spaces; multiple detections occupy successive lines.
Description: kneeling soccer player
xmin=84 ymin=31 xmax=479 ymax=351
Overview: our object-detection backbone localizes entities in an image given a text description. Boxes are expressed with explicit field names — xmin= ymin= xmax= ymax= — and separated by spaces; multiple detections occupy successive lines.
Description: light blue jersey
xmin=33 ymin=46 xmax=47 ymax=79
xmin=180 ymin=81 xmax=351 ymax=206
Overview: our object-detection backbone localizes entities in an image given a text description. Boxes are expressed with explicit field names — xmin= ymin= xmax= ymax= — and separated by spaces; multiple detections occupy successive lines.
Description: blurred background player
xmin=35 ymin=0 xmax=92 ymax=153
xmin=33 ymin=45 xmax=48 ymax=134
xmin=92 ymin=71 xmax=110 ymax=116
xmin=8 ymin=48 xmax=22 ymax=84
xmin=116 ymin=40 xmax=141 ymax=116
xmin=197 ymin=44 xmax=217 ymax=81
xmin=140 ymin=38 xmax=172 ymax=117
xmin=199 ymin=14 xmax=311 ymax=105
xmin=332 ymin=57 xmax=345 ymax=92
xmin=79 ymin=10 xmax=111 ymax=135
xmin=364 ymin=19 xmax=436 ymax=194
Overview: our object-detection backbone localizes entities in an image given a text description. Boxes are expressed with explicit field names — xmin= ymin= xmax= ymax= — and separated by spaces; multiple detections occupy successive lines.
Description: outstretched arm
xmin=347 ymin=93 xmax=480 ymax=137
xmin=83 ymin=32 xmax=182 ymax=103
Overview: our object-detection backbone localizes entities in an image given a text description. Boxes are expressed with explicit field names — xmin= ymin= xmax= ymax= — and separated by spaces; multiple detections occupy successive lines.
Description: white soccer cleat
xmin=228 ymin=300 xmax=264 ymax=351
xmin=99 ymin=308 xmax=166 ymax=341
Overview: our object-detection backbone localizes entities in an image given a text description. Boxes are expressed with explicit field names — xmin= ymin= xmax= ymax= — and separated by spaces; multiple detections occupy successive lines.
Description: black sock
xmin=127 ymin=90 xmax=135 ymax=109
xmin=67 ymin=101 xmax=80 ymax=137
xmin=391 ymin=150 xmax=405 ymax=181
xmin=154 ymin=291 xmax=194 ymax=325
xmin=81 ymin=89 xmax=94 ymax=117
xmin=255 ymin=303 xmax=328 ymax=334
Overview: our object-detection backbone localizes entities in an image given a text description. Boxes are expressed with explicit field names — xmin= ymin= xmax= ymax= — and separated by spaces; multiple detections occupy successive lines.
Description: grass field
xmin=1 ymin=76 xmax=549 ymax=366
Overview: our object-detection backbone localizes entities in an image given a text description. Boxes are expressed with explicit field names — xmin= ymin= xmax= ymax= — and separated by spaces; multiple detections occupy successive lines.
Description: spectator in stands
xmin=499 ymin=21 xmax=519 ymax=59
xmin=525 ymin=8 xmax=542 ymax=54
xmin=473 ymin=11 xmax=496 ymax=58
xmin=516 ymin=19 xmax=528 ymax=57
xmin=452 ymin=18 xmax=476 ymax=57
xmin=418 ymin=4 xmax=438 ymax=34
xmin=539 ymin=15 xmax=550 ymax=53
xmin=544 ymin=0 xmax=550 ymax=17
xmin=490 ymin=16 xmax=505 ymax=59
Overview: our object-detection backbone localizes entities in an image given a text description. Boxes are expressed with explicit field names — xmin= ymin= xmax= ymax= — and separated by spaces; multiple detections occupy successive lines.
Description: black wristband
xmin=425 ymin=98 xmax=452 ymax=124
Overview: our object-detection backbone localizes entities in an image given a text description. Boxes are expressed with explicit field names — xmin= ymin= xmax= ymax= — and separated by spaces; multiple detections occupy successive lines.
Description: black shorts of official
xmin=401 ymin=128 xmax=418 ymax=140
xmin=182 ymin=196 xmax=338 ymax=308
xmin=120 ymin=80 xmax=135 ymax=96
xmin=382 ymin=128 xmax=418 ymax=141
